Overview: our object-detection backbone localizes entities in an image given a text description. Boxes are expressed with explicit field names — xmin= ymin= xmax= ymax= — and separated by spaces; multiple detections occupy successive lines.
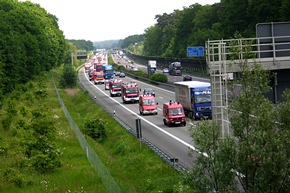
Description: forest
xmin=0 ymin=0 xmax=68 ymax=101
xmin=123 ymin=0 xmax=290 ymax=57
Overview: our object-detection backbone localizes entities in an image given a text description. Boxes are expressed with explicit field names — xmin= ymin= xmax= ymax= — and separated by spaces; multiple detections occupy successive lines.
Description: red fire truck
xmin=139 ymin=94 xmax=158 ymax=115
xmin=109 ymin=79 xmax=123 ymax=97
xmin=163 ymin=100 xmax=186 ymax=126
xmin=93 ymin=71 xmax=104 ymax=84
xmin=95 ymin=63 xmax=103 ymax=72
xmin=121 ymin=81 xmax=139 ymax=103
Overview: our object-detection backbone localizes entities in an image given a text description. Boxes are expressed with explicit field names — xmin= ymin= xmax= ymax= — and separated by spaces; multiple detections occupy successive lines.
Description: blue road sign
xmin=187 ymin=46 xmax=204 ymax=57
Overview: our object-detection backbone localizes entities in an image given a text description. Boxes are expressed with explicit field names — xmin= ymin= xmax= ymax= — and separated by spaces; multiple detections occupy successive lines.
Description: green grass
xmin=0 ymin=66 xmax=184 ymax=193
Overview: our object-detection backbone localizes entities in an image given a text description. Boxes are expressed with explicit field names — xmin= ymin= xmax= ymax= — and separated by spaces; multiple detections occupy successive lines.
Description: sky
xmin=20 ymin=0 xmax=220 ymax=42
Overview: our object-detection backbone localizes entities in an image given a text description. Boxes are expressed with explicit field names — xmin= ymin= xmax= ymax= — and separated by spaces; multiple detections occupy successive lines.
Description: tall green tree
xmin=172 ymin=4 xmax=203 ymax=57
xmin=143 ymin=26 xmax=160 ymax=56
xmin=0 ymin=0 xmax=67 ymax=95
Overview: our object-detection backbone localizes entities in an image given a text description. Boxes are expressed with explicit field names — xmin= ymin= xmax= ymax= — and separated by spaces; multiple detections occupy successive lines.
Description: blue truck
xmin=102 ymin=64 xmax=114 ymax=80
xmin=174 ymin=81 xmax=212 ymax=120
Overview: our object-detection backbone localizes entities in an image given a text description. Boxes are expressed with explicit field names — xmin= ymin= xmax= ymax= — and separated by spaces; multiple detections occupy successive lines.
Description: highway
xmin=78 ymin=55 xmax=210 ymax=170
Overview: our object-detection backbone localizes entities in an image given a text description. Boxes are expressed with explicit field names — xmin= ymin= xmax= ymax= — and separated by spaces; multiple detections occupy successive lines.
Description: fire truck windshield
xmin=143 ymin=99 xmax=156 ymax=106
xmin=112 ymin=84 xmax=122 ymax=88
xmin=125 ymin=87 xmax=138 ymax=93
xmin=169 ymin=108 xmax=184 ymax=115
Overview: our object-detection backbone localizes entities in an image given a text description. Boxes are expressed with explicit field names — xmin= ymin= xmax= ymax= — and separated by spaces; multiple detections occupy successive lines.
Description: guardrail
xmin=125 ymin=51 xmax=207 ymax=75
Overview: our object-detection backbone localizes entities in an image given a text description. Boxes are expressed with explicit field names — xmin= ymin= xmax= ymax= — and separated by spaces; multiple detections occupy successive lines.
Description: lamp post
xmin=133 ymin=43 xmax=137 ymax=54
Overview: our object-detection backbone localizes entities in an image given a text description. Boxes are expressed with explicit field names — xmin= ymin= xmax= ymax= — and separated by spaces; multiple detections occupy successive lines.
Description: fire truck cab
xmin=121 ymin=81 xmax=139 ymax=103
xmin=109 ymin=79 xmax=123 ymax=97
xmin=139 ymin=94 xmax=158 ymax=115
xmin=93 ymin=71 xmax=104 ymax=84
xmin=163 ymin=100 xmax=186 ymax=126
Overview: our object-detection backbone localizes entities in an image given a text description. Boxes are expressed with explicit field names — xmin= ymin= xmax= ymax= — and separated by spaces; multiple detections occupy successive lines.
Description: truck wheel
xmin=183 ymin=122 xmax=186 ymax=126
xmin=155 ymin=112 xmax=158 ymax=115
xmin=163 ymin=119 xmax=167 ymax=125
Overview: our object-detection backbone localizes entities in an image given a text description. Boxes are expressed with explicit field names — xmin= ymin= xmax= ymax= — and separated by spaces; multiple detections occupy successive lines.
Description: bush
xmin=84 ymin=118 xmax=107 ymax=141
xmin=150 ymin=73 xmax=168 ymax=83
xmin=60 ymin=64 xmax=77 ymax=88
xmin=134 ymin=71 xmax=147 ymax=78
xmin=31 ymin=151 xmax=62 ymax=174
xmin=117 ymin=66 xmax=125 ymax=71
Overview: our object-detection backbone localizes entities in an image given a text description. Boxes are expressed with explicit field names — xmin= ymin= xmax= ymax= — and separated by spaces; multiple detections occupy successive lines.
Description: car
xmin=132 ymin=67 xmax=138 ymax=71
xmin=119 ymin=72 xmax=125 ymax=78
xmin=143 ymin=88 xmax=155 ymax=97
xmin=114 ymin=71 xmax=120 ymax=76
xmin=163 ymin=68 xmax=169 ymax=73
xmin=183 ymin=75 xmax=192 ymax=81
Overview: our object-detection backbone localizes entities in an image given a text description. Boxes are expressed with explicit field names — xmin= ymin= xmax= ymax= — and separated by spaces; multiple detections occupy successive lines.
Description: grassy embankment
xmin=0 ymin=65 xmax=184 ymax=193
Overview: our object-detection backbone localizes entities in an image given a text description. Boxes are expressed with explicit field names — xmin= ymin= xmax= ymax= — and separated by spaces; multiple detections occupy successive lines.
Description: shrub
xmin=60 ymin=64 xmax=77 ymax=88
xmin=150 ymin=73 xmax=168 ymax=83
xmin=117 ymin=66 xmax=125 ymax=71
xmin=134 ymin=71 xmax=147 ymax=78
xmin=84 ymin=118 xmax=107 ymax=141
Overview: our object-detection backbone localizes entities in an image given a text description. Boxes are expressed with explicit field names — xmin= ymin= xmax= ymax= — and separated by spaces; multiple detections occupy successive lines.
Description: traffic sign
xmin=187 ymin=46 xmax=204 ymax=57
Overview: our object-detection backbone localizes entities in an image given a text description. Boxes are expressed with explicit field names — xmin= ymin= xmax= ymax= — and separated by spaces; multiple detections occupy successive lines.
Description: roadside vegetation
xmin=0 ymin=65 xmax=186 ymax=192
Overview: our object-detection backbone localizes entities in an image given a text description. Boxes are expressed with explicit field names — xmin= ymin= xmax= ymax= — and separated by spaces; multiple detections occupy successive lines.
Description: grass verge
xmin=0 ymin=66 xmax=185 ymax=193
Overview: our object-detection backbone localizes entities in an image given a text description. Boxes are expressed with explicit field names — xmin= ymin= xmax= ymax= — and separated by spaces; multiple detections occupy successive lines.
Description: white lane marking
xmin=83 ymin=69 xmax=200 ymax=153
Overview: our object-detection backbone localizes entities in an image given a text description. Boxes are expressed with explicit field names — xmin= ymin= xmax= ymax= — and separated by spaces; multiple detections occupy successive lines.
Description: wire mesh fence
xmin=52 ymin=72 xmax=121 ymax=193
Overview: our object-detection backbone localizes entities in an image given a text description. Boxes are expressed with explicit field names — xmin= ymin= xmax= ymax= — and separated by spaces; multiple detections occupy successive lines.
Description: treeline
xmin=0 ymin=0 xmax=67 ymax=100
xmin=124 ymin=0 xmax=290 ymax=57
xmin=66 ymin=39 xmax=94 ymax=51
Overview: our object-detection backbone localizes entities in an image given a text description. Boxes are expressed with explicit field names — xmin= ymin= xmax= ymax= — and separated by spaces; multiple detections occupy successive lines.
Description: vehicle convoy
xmin=102 ymin=64 xmax=114 ymax=80
xmin=88 ymin=69 xmax=94 ymax=81
xmin=85 ymin=63 xmax=92 ymax=73
xmin=169 ymin=62 xmax=182 ymax=76
xmin=174 ymin=81 xmax=212 ymax=120
xmin=121 ymin=81 xmax=139 ymax=103
xmin=93 ymin=71 xmax=105 ymax=84
xmin=109 ymin=79 xmax=123 ymax=97
xmin=95 ymin=63 xmax=103 ymax=72
xmin=148 ymin=60 xmax=157 ymax=74
xmin=139 ymin=94 xmax=158 ymax=115
xmin=163 ymin=100 xmax=186 ymax=126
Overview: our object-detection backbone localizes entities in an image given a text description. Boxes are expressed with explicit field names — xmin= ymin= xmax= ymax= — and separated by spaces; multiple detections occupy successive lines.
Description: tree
xmin=186 ymin=37 xmax=289 ymax=192
xmin=0 ymin=0 xmax=67 ymax=95
xmin=172 ymin=4 xmax=203 ymax=57
xmin=59 ymin=64 xmax=77 ymax=88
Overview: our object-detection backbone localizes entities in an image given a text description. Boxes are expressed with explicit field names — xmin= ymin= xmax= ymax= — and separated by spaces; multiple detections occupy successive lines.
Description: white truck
xmin=148 ymin=60 xmax=157 ymax=75
xmin=174 ymin=81 xmax=212 ymax=120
